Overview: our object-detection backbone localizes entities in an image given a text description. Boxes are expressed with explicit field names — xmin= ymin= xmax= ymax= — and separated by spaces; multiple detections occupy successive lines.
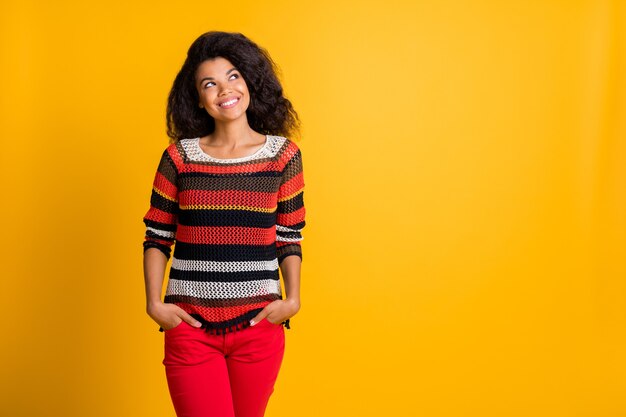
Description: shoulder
xmin=156 ymin=141 xmax=179 ymax=157
xmin=273 ymin=135 xmax=302 ymax=165
xmin=160 ymin=140 xmax=186 ymax=171
xmin=280 ymin=136 xmax=301 ymax=152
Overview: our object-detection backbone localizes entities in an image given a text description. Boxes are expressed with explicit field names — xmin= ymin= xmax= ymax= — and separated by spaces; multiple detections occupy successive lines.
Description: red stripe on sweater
xmin=176 ymin=225 xmax=278 ymax=245
xmin=183 ymin=160 xmax=278 ymax=174
xmin=144 ymin=206 xmax=177 ymax=224
xmin=279 ymin=173 xmax=304 ymax=199
xmin=176 ymin=301 xmax=274 ymax=322
xmin=180 ymin=189 xmax=278 ymax=209
xmin=154 ymin=171 xmax=178 ymax=200
xmin=276 ymin=206 xmax=306 ymax=226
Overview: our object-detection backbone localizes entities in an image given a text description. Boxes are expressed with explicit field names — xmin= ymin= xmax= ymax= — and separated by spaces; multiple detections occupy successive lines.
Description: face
xmin=195 ymin=57 xmax=250 ymax=123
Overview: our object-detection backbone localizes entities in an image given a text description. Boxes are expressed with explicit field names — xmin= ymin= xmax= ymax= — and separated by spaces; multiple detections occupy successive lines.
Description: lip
xmin=217 ymin=96 xmax=241 ymax=109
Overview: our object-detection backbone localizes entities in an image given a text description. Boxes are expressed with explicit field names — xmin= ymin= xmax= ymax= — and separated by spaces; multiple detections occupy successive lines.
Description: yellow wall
xmin=0 ymin=1 xmax=624 ymax=416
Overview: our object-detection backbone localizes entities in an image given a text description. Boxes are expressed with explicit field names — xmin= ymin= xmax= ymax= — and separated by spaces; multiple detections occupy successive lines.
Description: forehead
xmin=195 ymin=57 xmax=236 ymax=78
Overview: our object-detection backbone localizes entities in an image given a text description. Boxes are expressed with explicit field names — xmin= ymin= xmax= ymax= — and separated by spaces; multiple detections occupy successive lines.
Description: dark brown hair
xmin=165 ymin=31 xmax=301 ymax=143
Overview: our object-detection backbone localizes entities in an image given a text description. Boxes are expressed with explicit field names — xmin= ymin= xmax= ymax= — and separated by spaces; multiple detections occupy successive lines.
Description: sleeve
xmin=276 ymin=146 xmax=306 ymax=263
xmin=142 ymin=147 xmax=179 ymax=260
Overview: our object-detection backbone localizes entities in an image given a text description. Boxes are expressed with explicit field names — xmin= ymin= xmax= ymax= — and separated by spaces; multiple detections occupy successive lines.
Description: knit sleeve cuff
xmin=277 ymin=246 xmax=302 ymax=264
xmin=143 ymin=242 xmax=172 ymax=261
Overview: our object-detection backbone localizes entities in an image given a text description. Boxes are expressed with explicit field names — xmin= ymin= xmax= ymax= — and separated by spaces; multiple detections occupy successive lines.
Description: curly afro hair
xmin=165 ymin=31 xmax=302 ymax=143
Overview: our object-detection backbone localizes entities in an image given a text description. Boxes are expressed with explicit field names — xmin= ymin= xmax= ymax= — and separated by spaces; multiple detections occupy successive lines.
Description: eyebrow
xmin=198 ymin=67 xmax=238 ymax=85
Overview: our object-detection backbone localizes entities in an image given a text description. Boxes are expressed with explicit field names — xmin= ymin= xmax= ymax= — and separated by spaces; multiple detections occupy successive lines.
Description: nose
xmin=219 ymin=85 xmax=232 ymax=96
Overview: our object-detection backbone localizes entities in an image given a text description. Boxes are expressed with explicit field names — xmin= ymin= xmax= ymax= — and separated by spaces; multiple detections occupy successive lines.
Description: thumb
xmin=183 ymin=312 xmax=203 ymax=328
xmin=249 ymin=310 xmax=267 ymax=326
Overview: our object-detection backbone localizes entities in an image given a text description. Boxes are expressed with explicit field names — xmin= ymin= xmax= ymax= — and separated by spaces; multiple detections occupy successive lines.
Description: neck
xmin=211 ymin=118 xmax=258 ymax=145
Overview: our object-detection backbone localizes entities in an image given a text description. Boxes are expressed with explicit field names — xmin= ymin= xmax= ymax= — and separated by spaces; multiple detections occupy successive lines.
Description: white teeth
xmin=220 ymin=98 xmax=238 ymax=107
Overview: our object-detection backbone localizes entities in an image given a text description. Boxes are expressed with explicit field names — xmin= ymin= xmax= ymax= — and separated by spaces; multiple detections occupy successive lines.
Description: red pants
xmin=162 ymin=317 xmax=286 ymax=417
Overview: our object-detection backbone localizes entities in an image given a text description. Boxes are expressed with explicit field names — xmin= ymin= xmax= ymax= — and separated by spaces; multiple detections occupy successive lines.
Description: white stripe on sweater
xmin=276 ymin=236 xmax=304 ymax=243
xmin=146 ymin=226 xmax=176 ymax=238
xmin=276 ymin=224 xmax=303 ymax=233
xmin=171 ymin=257 xmax=279 ymax=273
xmin=165 ymin=278 xmax=281 ymax=299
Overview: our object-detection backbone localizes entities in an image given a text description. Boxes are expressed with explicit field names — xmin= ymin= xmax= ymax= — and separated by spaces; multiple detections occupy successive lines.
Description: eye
xmin=203 ymin=74 xmax=239 ymax=89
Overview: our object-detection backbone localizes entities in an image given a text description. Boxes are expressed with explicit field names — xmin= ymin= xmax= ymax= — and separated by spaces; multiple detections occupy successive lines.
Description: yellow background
xmin=1 ymin=0 xmax=625 ymax=416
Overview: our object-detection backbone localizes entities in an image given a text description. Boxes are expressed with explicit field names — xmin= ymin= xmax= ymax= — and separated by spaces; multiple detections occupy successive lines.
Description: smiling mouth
xmin=219 ymin=97 xmax=240 ymax=108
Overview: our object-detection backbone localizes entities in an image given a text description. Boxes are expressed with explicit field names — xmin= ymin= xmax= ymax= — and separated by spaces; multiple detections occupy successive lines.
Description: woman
xmin=142 ymin=31 xmax=306 ymax=417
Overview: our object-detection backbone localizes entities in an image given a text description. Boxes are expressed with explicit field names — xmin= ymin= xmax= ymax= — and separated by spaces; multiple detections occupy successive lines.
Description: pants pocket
xmin=164 ymin=319 xmax=186 ymax=332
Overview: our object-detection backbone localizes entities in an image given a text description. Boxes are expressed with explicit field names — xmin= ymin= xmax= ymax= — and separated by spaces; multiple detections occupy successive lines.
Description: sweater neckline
xmin=193 ymin=135 xmax=270 ymax=163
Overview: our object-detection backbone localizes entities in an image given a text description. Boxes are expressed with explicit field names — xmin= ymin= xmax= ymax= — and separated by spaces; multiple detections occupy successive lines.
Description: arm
xmin=144 ymin=247 xmax=168 ymax=310
xmin=276 ymin=147 xmax=306 ymax=306
xmin=141 ymin=148 xmax=200 ymax=329
xmin=142 ymin=148 xmax=179 ymax=261
xmin=250 ymin=145 xmax=307 ymax=326
xmin=275 ymin=147 xmax=306 ymax=265
xmin=279 ymin=255 xmax=302 ymax=310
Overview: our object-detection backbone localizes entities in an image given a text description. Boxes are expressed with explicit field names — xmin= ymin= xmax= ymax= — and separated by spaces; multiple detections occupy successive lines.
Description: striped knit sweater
xmin=142 ymin=135 xmax=305 ymax=334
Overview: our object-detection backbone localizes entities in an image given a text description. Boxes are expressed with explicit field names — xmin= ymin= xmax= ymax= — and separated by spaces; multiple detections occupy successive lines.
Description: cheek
xmin=239 ymin=85 xmax=251 ymax=103
xmin=199 ymin=90 xmax=215 ymax=102
xmin=237 ymin=79 xmax=250 ymax=93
